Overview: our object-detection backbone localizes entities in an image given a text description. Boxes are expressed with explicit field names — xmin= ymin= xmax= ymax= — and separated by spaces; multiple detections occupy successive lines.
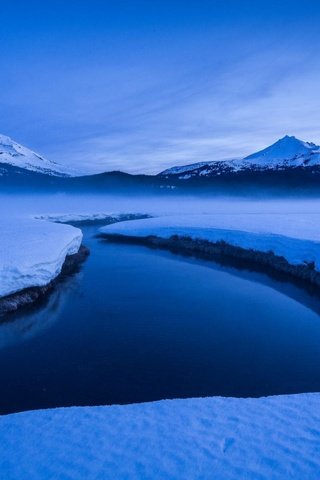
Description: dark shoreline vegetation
xmin=100 ymin=234 xmax=320 ymax=292
xmin=0 ymin=245 xmax=89 ymax=316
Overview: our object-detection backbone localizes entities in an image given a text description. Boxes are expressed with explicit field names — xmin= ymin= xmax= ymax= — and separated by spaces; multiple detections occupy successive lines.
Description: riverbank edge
xmin=100 ymin=233 xmax=320 ymax=288
xmin=0 ymin=245 xmax=89 ymax=315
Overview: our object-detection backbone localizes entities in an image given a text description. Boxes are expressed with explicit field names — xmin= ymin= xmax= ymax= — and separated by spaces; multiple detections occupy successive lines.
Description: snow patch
xmin=100 ymin=214 xmax=320 ymax=270
xmin=33 ymin=212 xmax=149 ymax=224
xmin=0 ymin=219 xmax=82 ymax=297
xmin=1 ymin=393 xmax=320 ymax=479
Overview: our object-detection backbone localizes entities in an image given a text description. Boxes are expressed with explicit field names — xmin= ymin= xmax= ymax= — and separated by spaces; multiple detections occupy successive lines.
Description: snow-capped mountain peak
xmin=159 ymin=135 xmax=320 ymax=178
xmin=0 ymin=134 xmax=68 ymax=176
xmin=244 ymin=135 xmax=319 ymax=165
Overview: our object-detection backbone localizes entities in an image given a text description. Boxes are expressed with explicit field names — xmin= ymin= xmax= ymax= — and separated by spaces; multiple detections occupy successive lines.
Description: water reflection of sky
xmin=0 ymin=271 xmax=83 ymax=350
xmin=2 ymin=228 xmax=320 ymax=414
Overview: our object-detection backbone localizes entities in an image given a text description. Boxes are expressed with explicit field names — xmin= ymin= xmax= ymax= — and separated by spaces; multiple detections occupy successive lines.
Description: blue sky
xmin=1 ymin=0 xmax=320 ymax=173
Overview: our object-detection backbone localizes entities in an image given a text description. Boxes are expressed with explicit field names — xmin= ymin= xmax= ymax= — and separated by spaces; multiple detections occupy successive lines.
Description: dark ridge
xmin=2 ymin=162 xmax=320 ymax=196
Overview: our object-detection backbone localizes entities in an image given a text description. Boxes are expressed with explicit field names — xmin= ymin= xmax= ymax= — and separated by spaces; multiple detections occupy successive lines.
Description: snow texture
xmin=0 ymin=219 xmax=82 ymax=297
xmin=1 ymin=393 xmax=320 ymax=479
xmin=160 ymin=135 xmax=320 ymax=177
xmin=100 ymin=213 xmax=320 ymax=270
xmin=0 ymin=134 xmax=67 ymax=176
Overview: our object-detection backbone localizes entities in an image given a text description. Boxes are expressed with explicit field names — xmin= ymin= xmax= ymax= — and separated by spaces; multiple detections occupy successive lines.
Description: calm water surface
xmin=1 ymin=226 xmax=320 ymax=414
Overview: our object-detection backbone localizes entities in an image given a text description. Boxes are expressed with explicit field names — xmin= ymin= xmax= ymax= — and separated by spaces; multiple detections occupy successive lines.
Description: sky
xmin=0 ymin=0 xmax=320 ymax=174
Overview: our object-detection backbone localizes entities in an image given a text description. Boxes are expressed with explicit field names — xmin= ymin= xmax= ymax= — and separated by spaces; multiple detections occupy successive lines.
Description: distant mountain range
xmin=1 ymin=134 xmax=320 ymax=194
xmin=159 ymin=136 xmax=320 ymax=179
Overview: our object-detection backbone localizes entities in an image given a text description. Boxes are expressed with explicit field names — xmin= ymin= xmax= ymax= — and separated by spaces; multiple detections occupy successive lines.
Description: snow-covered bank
xmin=1 ymin=393 xmax=320 ymax=479
xmin=34 ymin=212 xmax=150 ymax=225
xmin=0 ymin=219 xmax=82 ymax=298
xmin=35 ymin=212 xmax=124 ymax=224
xmin=100 ymin=214 xmax=320 ymax=273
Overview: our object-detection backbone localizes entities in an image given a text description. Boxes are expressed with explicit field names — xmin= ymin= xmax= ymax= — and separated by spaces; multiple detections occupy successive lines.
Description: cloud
xmin=0 ymin=0 xmax=319 ymax=173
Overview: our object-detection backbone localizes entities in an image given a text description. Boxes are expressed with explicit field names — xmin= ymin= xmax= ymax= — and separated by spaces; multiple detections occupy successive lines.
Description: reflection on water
xmin=160 ymin=247 xmax=320 ymax=320
xmin=0 ymin=271 xmax=83 ymax=350
xmin=1 ymin=226 xmax=320 ymax=415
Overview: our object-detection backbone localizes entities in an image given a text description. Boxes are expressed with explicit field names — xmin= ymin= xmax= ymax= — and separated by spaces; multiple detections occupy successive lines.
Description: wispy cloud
xmin=0 ymin=0 xmax=319 ymax=173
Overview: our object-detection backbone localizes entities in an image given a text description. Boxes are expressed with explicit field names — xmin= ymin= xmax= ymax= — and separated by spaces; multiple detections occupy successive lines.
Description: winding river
xmin=1 ymin=225 xmax=320 ymax=414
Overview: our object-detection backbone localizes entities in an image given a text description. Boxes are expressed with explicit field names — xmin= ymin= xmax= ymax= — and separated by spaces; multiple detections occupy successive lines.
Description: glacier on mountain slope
xmin=1 ymin=393 xmax=320 ymax=480
xmin=160 ymin=135 xmax=320 ymax=177
xmin=0 ymin=134 xmax=67 ymax=176
xmin=100 ymin=213 xmax=320 ymax=270
xmin=0 ymin=219 xmax=82 ymax=297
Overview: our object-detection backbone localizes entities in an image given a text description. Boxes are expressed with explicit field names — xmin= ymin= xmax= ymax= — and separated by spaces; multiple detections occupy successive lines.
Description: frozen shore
xmin=100 ymin=214 xmax=320 ymax=286
xmin=34 ymin=212 xmax=151 ymax=226
xmin=0 ymin=219 xmax=84 ymax=311
xmin=0 ymin=245 xmax=89 ymax=314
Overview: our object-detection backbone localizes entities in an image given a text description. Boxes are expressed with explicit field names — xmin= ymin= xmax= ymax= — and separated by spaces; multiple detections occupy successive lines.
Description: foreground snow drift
xmin=1 ymin=394 xmax=320 ymax=479
xmin=0 ymin=219 xmax=82 ymax=297
xmin=100 ymin=214 xmax=320 ymax=271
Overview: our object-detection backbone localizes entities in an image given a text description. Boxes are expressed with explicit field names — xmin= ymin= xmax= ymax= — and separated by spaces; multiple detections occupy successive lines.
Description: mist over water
xmin=2 ymin=193 xmax=320 ymax=219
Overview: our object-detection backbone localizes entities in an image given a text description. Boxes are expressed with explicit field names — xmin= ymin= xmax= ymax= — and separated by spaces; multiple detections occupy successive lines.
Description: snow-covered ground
xmin=34 ymin=212 xmax=123 ymax=223
xmin=1 ymin=393 xmax=320 ymax=479
xmin=2 ymin=195 xmax=320 ymax=294
xmin=0 ymin=219 xmax=82 ymax=297
xmin=100 ymin=213 xmax=320 ymax=270
xmin=33 ymin=212 xmax=149 ymax=224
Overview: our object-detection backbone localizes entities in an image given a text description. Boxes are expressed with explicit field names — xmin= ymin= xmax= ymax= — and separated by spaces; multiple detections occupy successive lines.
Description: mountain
xmin=2 ymin=133 xmax=320 ymax=195
xmin=159 ymin=136 xmax=320 ymax=179
xmin=0 ymin=134 xmax=68 ymax=176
